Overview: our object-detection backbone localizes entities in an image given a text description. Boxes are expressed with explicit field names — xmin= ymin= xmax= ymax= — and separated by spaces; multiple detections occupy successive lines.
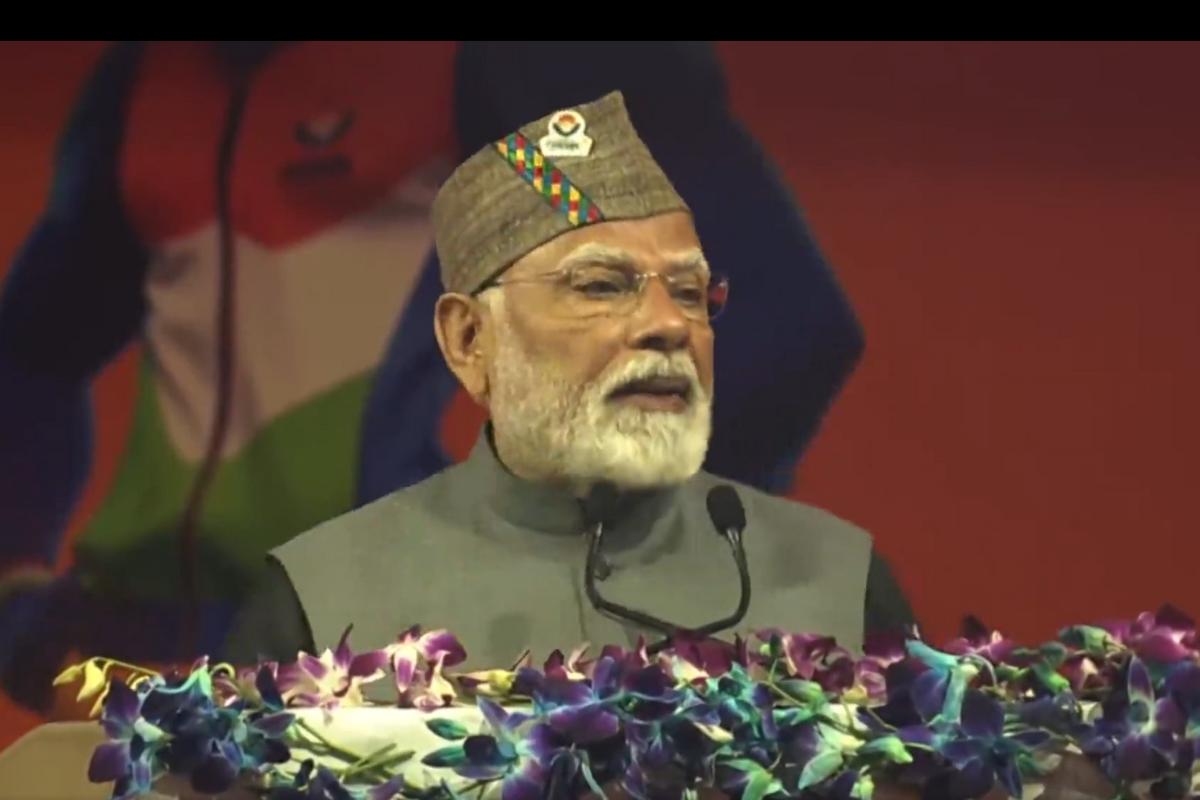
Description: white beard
xmin=486 ymin=311 xmax=712 ymax=491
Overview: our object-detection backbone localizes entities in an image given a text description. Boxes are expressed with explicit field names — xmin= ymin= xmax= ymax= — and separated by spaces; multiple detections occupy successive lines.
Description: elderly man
xmin=223 ymin=92 xmax=913 ymax=667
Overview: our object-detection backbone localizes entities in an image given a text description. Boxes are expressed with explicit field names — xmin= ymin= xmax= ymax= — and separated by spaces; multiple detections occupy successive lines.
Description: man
xmin=224 ymin=91 xmax=913 ymax=667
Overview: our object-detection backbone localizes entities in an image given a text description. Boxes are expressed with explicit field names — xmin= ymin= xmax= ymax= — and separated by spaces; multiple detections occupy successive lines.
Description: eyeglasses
xmin=475 ymin=263 xmax=730 ymax=322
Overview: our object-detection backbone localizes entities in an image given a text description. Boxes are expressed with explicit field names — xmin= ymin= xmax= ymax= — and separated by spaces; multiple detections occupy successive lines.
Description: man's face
xmin=479 ymin=211 xmax=716 ymax=490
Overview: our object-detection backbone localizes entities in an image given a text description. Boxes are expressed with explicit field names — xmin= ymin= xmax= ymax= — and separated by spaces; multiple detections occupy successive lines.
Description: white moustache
xmin=595 ymin=353 xmax=705 ymax=402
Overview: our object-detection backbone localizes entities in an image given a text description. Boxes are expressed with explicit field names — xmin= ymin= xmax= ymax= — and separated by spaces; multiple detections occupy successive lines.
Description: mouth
xmin=607 ymin=375 xmax=693 ymax=412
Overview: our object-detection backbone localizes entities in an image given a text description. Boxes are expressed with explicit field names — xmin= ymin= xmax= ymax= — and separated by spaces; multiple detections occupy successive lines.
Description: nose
xmin=625 ymin=277 xmax=691 ymax=353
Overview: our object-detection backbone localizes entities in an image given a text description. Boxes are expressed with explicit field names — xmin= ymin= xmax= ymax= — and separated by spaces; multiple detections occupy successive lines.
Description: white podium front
xmin=0 ymin=707 xmax=482 ymax=800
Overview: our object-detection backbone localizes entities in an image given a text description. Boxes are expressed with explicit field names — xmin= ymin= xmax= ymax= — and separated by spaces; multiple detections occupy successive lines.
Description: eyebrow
xmin=557 ymin=243 xmax=710 ymax=276
xmin=668 ymin=249 xmax=710 ymax=276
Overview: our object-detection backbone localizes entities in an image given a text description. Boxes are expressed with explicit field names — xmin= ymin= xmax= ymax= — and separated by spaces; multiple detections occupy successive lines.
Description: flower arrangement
xmin=58 ymin=607 xmax=1200 ymax=800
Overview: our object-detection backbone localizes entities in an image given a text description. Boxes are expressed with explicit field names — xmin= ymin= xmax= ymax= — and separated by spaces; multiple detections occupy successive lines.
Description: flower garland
xmin=59 ymin=607 xmax=1200 ymax=800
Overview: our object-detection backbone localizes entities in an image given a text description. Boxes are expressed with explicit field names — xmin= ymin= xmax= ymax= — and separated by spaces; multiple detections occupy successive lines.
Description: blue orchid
xmin=904 ymin=640 xmax=985 ymax=726
xmin=933 ymin=689 xmax=1054 ymax=799
xmin=89 ymin=660 xmax=296 ymax=799
xmin=87 ymin=680 xmax=168 ymax=800
xmin=422 ymin=697 xmax=605 ymax=800
xmin=532 ymin=656 xmax=622 ymax=744
xmin=1079 ymin=656 xmax=1185 ymax=784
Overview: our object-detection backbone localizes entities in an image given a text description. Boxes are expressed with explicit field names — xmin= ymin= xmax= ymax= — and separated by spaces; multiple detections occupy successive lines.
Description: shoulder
xmin=272 ymin=462 xmax=467 ymax=565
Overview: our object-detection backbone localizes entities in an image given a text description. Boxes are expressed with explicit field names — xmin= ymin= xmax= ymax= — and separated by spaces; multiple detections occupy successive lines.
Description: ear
xmin=434 ymin=293 xmax=490 ymax=404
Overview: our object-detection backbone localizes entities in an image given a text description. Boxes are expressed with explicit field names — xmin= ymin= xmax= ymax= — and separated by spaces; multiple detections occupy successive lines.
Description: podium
xmin=0 ymin=723 xmax=111 ymax=799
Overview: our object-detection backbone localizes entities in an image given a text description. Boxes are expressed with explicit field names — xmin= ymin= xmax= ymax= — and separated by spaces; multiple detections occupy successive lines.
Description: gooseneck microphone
xmin=581 ymin=482 xmax=751 ymax=655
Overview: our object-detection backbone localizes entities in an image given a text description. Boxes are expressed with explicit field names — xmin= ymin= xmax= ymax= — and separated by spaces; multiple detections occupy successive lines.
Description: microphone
xmin=581 ymin=482 xmax=752 ymax=654
xmin=691 ymin=485 xmax=752 ymax=640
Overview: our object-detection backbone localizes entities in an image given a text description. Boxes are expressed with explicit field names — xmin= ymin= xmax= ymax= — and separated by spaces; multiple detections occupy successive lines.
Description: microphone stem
xmin=585 ymin=524 xmax=677 ymax=638
xmin=583 ymin=523 xmax=752 ymax=653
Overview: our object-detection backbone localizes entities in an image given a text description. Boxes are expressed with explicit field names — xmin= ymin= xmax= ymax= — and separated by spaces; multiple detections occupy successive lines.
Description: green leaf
xmin=774 ymin=707 xmax=817 ymax=728
xmin=995 ymin=664 xmax=1022 ymax=682
xmin=425 ymin=718 xmax=469 ymax=741
xmin=1032 ymin=662 xmax=1070 ymax=694
xmin=196 ymin=667 xmax=213 ymax=697
xmin=421 ymin=745 xmax=467 ymax=768
xmin=1059 ymin=625 xmax=1114 ymax=656
xmin=1039 ymin=642 xmax=1068 ymax=669
xmin=776 ymin=679 xmax=826 ymax=706
xmin=859 ymin=735 xmax=913 ymax=765
xmin=852 ymin=774 xmax=876 ymax=800
xmin=797 ymin=751 xmax=844 ymax=790
xmin=132 ymin=718 xmax=168 ymax=743
xmin=743 ymin=769 xmax=776 ymax=800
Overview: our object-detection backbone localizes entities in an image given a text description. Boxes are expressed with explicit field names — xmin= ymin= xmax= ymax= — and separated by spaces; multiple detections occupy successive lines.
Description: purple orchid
xmin=388 ymin=626 xmax=466 ymax=710
xmin=755 ymin=630 xmax=856 ymax=689
xmin=596 ymin=638 xmax=652 ymax=677
xmin=277 ymin=626 xmax=390 ymax=709
xmin=213 ymin=661 xmax=284 ymax=709
xmin=532 ymin=656 xmax=623 ymax=743
xmin=1164 ymin=661 xmax=1200 ymax=740
xmin=944 ymin=616 xmax=1017 ymax=665
xmin=850 ymin=630 xmax=911 ymax=705
xmin=1103 ymin=606 xmax=1199 ymax=665
xmin=214 ymin=665 xmax=265 ymax=708
xmin=662 ymin=633 xmax=748 ymax=683
xmin=624 ymin=712 xmax=723 ymax=798
xmin=1060 ymin=651 xmax=1109 ymax=694
xmin=542 ymin=644 xmax=592 ymax=681
xmin=1014 ymin=691 xmax=1087 ymax=737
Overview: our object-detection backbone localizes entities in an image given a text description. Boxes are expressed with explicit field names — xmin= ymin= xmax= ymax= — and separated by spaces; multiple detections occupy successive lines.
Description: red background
xmin=2 ymin=41 xmax=1197 ymax=745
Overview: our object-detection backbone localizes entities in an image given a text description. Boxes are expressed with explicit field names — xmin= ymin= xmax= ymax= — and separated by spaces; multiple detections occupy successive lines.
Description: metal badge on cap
xmin=539 ymin=110 xmax=594 ymax=158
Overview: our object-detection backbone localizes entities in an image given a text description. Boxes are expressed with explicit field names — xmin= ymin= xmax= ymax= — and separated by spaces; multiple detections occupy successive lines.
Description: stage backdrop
xmin=1 ymin=41 xmax=1197 ymax=748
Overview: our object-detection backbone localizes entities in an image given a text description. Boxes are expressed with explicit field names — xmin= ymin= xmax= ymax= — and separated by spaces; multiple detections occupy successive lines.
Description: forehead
xmin=508 ymin=211 xmax=703 ymax=277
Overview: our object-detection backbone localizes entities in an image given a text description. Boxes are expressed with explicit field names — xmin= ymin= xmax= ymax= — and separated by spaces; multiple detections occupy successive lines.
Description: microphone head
xmin=583 ymin=481 xmax=619 ymax=527
xmin=706 ymin=485 xmax=746 ymax=535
